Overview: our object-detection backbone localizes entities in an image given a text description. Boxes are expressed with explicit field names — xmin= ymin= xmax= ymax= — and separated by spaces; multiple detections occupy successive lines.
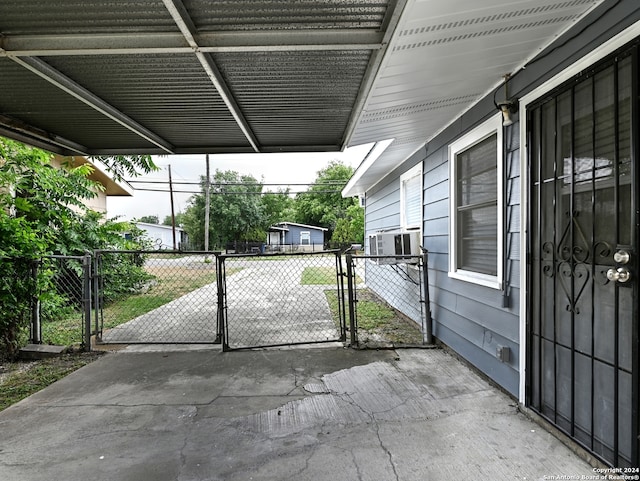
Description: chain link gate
xmin=218 ymin=251 xmax=347 ymax=350
xmin=344 ymin=251 xmax=433 ymax=348
xmin=95 ymin=250 xmax=220 ymax=344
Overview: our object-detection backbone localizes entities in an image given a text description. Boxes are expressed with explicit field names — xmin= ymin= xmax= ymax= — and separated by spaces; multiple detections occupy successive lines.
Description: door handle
xmin=613 ymin=250 xmax=631 ymax=264
xmin=606 ymin=267 xmax=631 ymax=283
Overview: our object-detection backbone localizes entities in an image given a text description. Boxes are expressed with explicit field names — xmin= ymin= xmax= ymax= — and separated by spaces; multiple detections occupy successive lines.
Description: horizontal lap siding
xmin=424 ymin=122 xmax=521 ymax=397
xmin=365 ymin=125 xmax=521 ymax=396
xmin=362 ymin=0 xmax=640 ymax=401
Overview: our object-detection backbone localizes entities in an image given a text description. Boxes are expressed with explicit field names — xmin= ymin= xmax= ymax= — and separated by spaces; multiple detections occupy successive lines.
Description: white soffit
xmin=346 ymin=0 xmax=605 ymax=195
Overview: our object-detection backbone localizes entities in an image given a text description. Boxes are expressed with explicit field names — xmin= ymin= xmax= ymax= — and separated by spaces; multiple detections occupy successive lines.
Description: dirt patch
xmin=0 ymin=350 xmax=105 ymax=412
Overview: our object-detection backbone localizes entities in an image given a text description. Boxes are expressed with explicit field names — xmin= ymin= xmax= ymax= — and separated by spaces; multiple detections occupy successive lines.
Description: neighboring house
xmin=51 ymin=156 xmax=133 ymax=214
xmin=134 ymin=222 xmax=188 ymax=250
xmin=266 ymin=222 xmax=327 ymax=252
xmin=343 ymin=2 xmax=639 ymax=468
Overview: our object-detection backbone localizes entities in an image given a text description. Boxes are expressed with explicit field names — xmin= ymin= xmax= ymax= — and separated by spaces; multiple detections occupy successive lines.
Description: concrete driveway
xmin=0 ymin=346 xmax=596 ymax=481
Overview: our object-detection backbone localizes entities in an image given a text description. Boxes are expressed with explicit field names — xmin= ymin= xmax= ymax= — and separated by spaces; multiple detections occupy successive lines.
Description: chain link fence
xmin=0 ymin=255 xmax=91 ymax=357
xmin=40 ymin=255 xmax=92 ymax=349
xmin=219 ymin=251 xmax=346 ymax=350
xmin=95 ymin=251 xmax=219 ymax=344
xmin=345 ymin=253 xmax=432 ymax=348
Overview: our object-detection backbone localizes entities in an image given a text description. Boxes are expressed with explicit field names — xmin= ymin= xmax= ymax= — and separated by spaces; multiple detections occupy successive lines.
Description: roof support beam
xmin=162 ymin=0 xmax=260 ymax=152
xmin=8 ymin=56 xmax=175 ymax=154
xmin=0 ymin=113 xmax=91 ymax=155
xmin=0 ymin=31 xmax=383 ymax=56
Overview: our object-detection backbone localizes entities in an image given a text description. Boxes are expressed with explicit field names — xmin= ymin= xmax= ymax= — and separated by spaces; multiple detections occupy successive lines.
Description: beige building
xmin=50 ymin=156 xmax=133 ymax=214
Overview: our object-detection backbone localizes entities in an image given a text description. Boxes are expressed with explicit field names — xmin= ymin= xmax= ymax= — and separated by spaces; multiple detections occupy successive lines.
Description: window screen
xmin=455 ymin=134 xmax=498 ymax=275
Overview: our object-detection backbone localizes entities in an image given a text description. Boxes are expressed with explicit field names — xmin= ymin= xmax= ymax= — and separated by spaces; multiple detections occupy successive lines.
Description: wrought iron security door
xmin=527 ymin=48 xmax=638 ymax=467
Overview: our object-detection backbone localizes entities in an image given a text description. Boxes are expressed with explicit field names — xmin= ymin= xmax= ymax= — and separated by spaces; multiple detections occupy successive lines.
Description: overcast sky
xmin=106 ymin=143 xmax=373 ymax=222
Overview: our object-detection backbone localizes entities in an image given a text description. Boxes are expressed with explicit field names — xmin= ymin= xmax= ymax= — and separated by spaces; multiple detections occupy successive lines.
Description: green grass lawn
xmin=301 ymin=267 xmax=337 ymax=285
xmin=41 ymin=264 xmax=232 ymax=348
xmin=324 ymin=288 xmax=423 ymax=345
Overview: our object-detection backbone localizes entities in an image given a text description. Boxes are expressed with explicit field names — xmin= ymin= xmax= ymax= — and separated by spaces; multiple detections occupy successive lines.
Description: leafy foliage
xmin=178 ymin=161 xmax=363 ymax=249
xmin=261 ymin=188 xmax=295 ymax=228
xmin=331 ymin=204 xmax=365 ymax=245
xmin=0 ymin=138 xmax=154 ymax=359
xmin=294 ymin=160 xmax=363 ymax=243
xmin=182 ymin=170 xmax=265 ymax=249
xmin=89 ymin=155 xmax=158 ymax=182
xmin=137 ymin=215 xmax=159 ymax=224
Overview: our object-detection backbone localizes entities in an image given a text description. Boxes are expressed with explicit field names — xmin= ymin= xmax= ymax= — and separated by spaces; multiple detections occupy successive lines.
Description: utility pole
xmin=168 ymin=164 xmax=177 ymax=250
xmin=204 ymin=154 xmax=211 ymax=252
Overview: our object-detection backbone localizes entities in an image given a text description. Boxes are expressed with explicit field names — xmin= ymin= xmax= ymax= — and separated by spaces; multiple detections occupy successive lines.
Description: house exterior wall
xmin=362 ymin=0 xmax=640 ymax=398
xmin=282 ymin=224 xmax=325 ymax=246
xmin=135 ymin=223 xmax=185 ymax=250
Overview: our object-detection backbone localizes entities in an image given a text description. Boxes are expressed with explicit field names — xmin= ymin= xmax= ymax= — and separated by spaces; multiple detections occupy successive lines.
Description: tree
xmin=331 ymin=203 xmax=364 ymax=245
xmin=261 ymin=188 xmax=295 ymax=227
xmin=137 ymin=215 xmax=159 ymax=224
xmin=0 ymin=138 xmax=156 ymax=359
xmin=182 ymin=170 xmax=265 ymax=249
xmin=89 ymin=154 xmax=158 ymax=181
xmin=163 ymin=212 xmax=186 ymax=227
xmin=294 ymin=160 xmax=361 ymax=240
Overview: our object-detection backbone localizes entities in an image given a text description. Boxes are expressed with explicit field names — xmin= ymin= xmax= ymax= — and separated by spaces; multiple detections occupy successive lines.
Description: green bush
xmin=0 ymin=138 xmax=156 ymax=358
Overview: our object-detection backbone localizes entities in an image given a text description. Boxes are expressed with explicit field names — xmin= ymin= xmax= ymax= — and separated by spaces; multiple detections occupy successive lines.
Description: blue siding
xmin=360 ymin=0 xmax=640 ymax=398
xmin=365 ymin=125 xmax=521 ymax=397
xmin=283 ymin=224 xmax=325 ymax=246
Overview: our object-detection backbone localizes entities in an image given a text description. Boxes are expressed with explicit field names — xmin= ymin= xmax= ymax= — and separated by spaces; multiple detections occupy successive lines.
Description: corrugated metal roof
xmin=0 ymin=0 xmax=403 ymax=155
xmin=0 ymin=0 xmax=607 ymax=173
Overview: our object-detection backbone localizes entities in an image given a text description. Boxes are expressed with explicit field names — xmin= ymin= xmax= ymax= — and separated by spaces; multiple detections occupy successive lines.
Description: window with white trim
xmin=400 ymin=164 xmax=422 ymax=230
xmin=300 ymin=231 xmax=311 ymax=245
xmin=449 ymin=115 xmax=503 ymax=289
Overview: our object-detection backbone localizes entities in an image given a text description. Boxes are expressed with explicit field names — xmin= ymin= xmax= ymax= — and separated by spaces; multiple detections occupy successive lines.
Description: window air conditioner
xmin=369 ymin=231 xmax=421 ymax=264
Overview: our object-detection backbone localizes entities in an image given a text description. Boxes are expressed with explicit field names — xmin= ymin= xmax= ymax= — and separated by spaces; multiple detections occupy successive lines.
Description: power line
xmin=126 ymin=180 xmax=347 ymax=186
xmin=133 ymin=187 xmax=345 ymax=195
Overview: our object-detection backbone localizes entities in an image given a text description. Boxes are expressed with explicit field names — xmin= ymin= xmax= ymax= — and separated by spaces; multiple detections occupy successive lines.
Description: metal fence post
xmin=82 ymin=253 xmax=92 ymax=352
xmin=345 ymin=253 xmax=358 ymax=347
xmin=216 ymin=253 xmax=226 ymax=349
xmin=421 ymin=249 xmax=433 ymax=345
xmin=30 ymin=259 xmax=41 ymax=344
xmin=93 ymin=252 xmax=101 ymax=338
xmin=335 ymin=252 xmax=346 ymax=342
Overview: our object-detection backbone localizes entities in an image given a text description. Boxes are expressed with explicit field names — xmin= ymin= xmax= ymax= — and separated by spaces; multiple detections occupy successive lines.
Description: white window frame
xmin=400 ymin=163 xmax=422 ymax=231
xmin=300 ymin=231 xmax=311 ymax=245
xmin=448 ymin=114 xmax=503 ymax=289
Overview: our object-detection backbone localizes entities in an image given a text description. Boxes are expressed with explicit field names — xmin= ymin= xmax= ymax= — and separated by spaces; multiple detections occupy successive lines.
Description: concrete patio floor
xmin=0 ymin=346 xmax=597 ymax=481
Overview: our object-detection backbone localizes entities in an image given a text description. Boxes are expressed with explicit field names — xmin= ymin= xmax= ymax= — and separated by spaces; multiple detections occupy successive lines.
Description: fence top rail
xmin=0 ymin=254 xmax=87 ymax=261
xmin=220 ymin=249 xmax=341 ymax=259
xmin=350 ymin=254 xmax=424 ymax=260
xmin=94 ymin=249 xmax=222 ymax=255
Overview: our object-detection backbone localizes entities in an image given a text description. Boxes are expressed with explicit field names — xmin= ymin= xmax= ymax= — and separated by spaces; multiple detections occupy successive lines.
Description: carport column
xmin=345 ymin=253 xmax=358 ymax=347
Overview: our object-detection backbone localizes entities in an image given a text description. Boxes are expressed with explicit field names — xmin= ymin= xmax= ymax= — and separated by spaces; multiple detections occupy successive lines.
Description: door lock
xmin=613 ymin=250 xmax=631 ymax=264
xmin=606 ymin=267 xmax=632 ymax=283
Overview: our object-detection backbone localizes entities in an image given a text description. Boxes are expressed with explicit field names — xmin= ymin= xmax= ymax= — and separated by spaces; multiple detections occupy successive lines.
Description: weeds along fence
xmin=0 ymin=255 xmax=92 ymax=356
xmin=94 ymin=250 xmax=219 ymax=344
xmin=344 ymin=252 xmax=433 ymax=348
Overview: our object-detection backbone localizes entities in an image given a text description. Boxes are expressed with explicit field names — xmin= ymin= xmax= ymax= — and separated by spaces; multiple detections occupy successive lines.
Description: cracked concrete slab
xmin=0 ymin=347 xmax=595 ymax=480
